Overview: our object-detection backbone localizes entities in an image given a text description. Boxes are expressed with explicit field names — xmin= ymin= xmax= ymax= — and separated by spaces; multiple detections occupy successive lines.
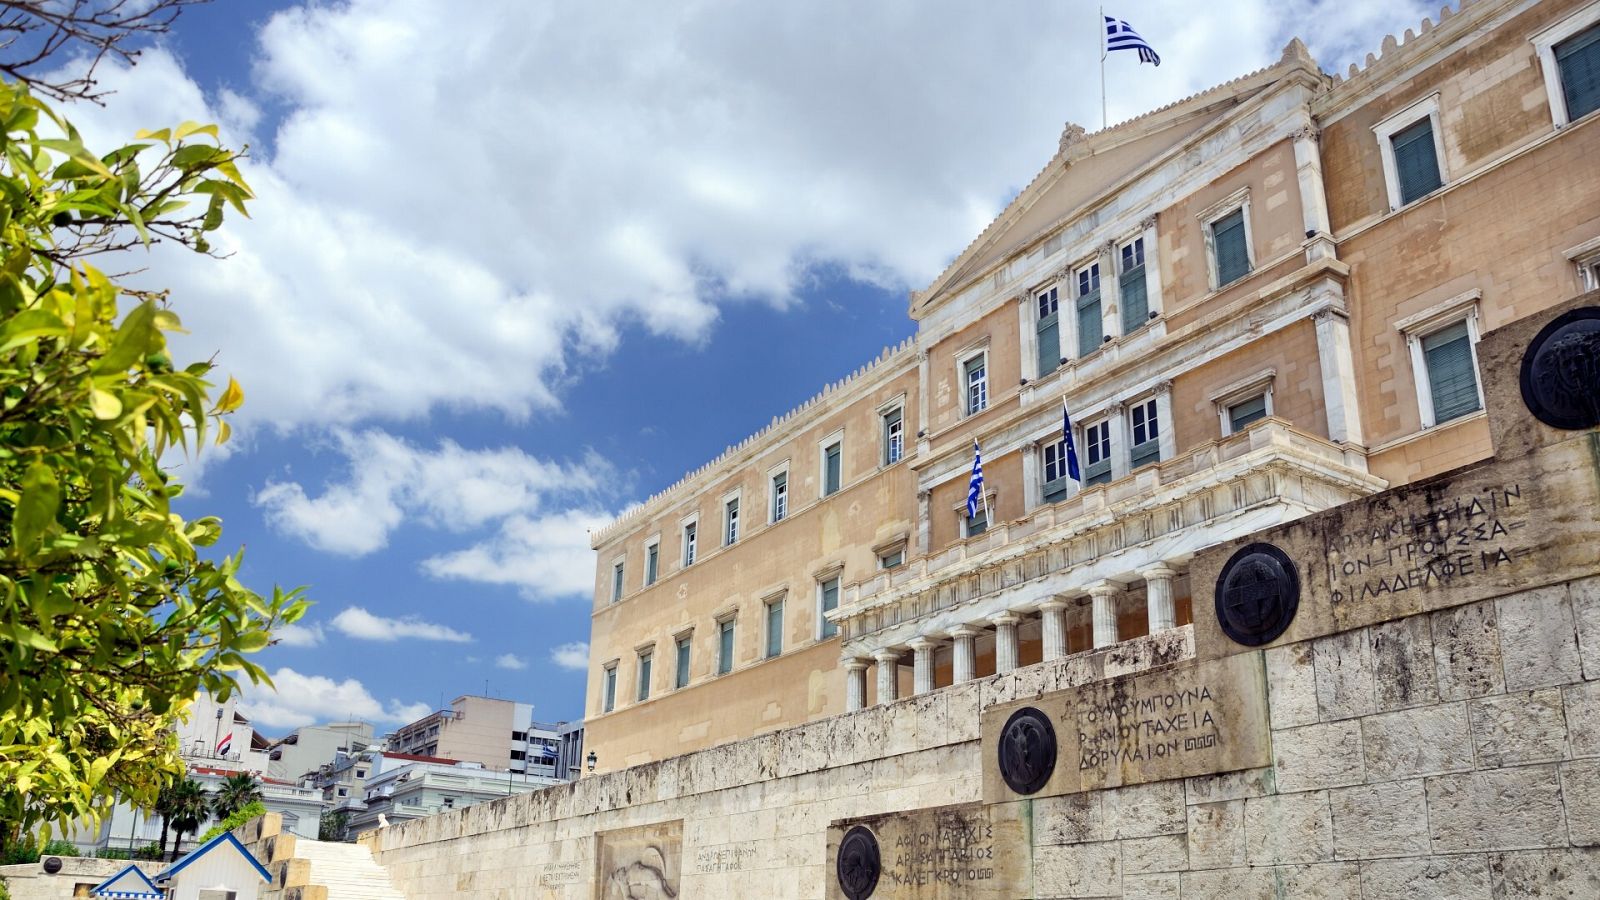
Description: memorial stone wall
xmin=359 ymin=296 xmax=1600 ymax=897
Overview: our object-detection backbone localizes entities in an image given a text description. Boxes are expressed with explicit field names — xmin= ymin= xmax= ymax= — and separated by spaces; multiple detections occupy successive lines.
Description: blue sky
xmin=56 ymin=0 xmax=1443 ymax=733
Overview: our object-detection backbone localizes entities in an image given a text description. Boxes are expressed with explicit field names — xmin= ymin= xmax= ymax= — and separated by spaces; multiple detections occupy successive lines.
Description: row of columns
xmin=842 ymin=564 xmax=1180 ymax=710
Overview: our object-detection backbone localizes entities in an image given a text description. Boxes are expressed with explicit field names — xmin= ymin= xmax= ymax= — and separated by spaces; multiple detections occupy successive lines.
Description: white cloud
xmin=238 ymin=667 xmax=432 ymax=729
xmin=43 ymin=1 xmax=1438 ymax=436
xmin=272 ymin=622 xmax=325 ymax=647
xmin=331 ymin=606 xmax=473 ymax=643
xmin=494 ymin=653 xmax=528 ymax=671
xmin=422 ymin=509 xmax=614 ymax=602
xmin=549 ymin=642 xmax=590 ymax=671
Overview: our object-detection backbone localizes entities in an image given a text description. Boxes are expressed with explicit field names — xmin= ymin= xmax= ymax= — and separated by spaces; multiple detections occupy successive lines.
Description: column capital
xmin=1138 ymin=563 xmax=1178 ymax=580
xmin=1086 ymin=580 xmax=1120 ymax=599
xmin=1139 ymin=214 xmax=1158 ymax=231
xmin=1038 ymin=597 xmax=1070 ymax=613
xmin=842 ymin=656 xmax=872 ymax=672
xmin=871 ymin=647 xmax=902 ymax=664
xmin=989 ymin=611 xmax=1022 ymax=627
xmin=947 ymin=624 xmax=984 ymax=640
xmin=907 ymin=636 xmax=938 ymax=652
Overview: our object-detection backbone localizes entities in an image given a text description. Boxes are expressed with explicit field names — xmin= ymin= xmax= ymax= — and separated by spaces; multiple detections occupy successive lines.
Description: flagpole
xmin=1099 ymin=5 xmax=1107 ymax=130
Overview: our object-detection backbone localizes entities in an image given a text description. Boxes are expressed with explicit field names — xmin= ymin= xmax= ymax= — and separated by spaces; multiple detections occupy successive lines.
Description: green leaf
xmin=215 ymin=376 xmax=244 ymax=413
xmin=14 ymin=461 xmax=60 ymax=549
xmin=92 ymin=300 xmax=157 ymax=374
xmin=0 ymin=307 xmax=66 ymax=352
xmin=174 ymin=122 xmax=219 ymax=141
xmin=89 ymin=388 xmax=122 ymax=419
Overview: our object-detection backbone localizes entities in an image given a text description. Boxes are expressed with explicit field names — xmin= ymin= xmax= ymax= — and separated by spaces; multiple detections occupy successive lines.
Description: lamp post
xmin=585 ymin=751 xmax=597 ymax=776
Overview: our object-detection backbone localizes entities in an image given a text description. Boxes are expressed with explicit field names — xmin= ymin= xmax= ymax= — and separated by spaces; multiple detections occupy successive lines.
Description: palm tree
xmin=164 ymin=779 xmax=210 ymax=862
xmin=209 ymin=773 xmax=262 ymax=822
xmin=153 ymin=781 xmax=182 ymax=859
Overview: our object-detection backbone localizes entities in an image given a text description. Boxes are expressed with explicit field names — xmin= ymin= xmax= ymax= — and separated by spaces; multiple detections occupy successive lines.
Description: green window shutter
xmin=1392 ymin=118 xmax=1443 ymax=205
xmin=675 ymin=639 xmax=690 ymax=688
xmin=1423 ymin=322 xmax=1481 ymax=423
xmin=1037 ymin=311 xmax=1060 ymax=376
xmin=1213 ymin=210 xmax=1250 ymax=286
xmin=825 ymin=444 xmax=842 ymax=495
xmin=637 ymin=655 xmax=651 ymax=701
xmin=1229 ymin=395 xmax=1269 ymax=432
xmin=645 ymin=545 xmax=657 ymax=584
xmin=1558 ymin=24 xmax=1600 ymax=121
xmin=604 ymin=669 xmax=616 ymax=712
xmin=1119 ymin=266 xmax=1148 ymax=333
xmin=718 ymin=623 xmax=734 ymax=674
xmin=820 ymin=578 xmax=839 ymax=639
xmin=1042 ymin=477 xmax=1068 ymax=503
xmin=1076 ymin=289 xmax=1102 ymax=356
xmin=1130 ymin=440 xmax=1160 ymax=470
xmin=766 ymin=602 xmax=783 ymax=658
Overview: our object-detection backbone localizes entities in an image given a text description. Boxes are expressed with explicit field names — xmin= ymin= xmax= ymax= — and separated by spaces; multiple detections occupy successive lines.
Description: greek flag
xmin=965 ymin=441 xmax=984 ymax=520
xmin=1105 ymin=15 xmax=1160 ymax=66
xmin=1062 ymin=399 xmax=1082 ymax=482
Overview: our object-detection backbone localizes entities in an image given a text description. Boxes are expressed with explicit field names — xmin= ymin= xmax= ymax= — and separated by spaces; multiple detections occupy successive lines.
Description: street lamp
xmin=585 ymin=751 xmax=597 ymax=774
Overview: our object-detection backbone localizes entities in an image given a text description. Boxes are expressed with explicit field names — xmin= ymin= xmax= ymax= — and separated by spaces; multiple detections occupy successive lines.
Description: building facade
xmin=383 ymin=695 xmax=556 ymax=775
xmin=584 ymin=0 xmax=1600 ymax=773
xmin=335 ymin=755 xmax=562 ymax=838
xmin=265 ymin=721 xmax=374 ymax=782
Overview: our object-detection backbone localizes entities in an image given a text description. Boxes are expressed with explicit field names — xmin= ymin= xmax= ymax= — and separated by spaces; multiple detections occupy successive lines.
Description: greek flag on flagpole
xmin=1105 ymin=15 xmax=1161 ymax=66
xmin=966 ymin=441 xmax=984 ymax=520
xmin=1061 ymin=398 xmax=1082 ymax=482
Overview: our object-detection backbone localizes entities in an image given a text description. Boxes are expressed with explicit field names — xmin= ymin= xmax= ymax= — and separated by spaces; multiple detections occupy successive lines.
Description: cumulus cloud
xmin=331 ymin=606 xmax=473 ymax=643
xmin=422 ymin=509 xmax=614 ymax=602
xmin=238 ymin=667 xmax=432 ymax=729
xmin=272 ymin=622 xmax=325 ymax=648
xmin=549 ymin=642 xmax=590 ymax=671
xmin=494 ymin=653 xmax=528 ymax=671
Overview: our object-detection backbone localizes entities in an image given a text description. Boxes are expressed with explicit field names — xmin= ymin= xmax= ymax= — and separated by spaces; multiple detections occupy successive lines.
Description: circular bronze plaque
xmin=837 ymin=825 xmax=880 ymax=900
xmin=1520 ymin=306 xmax=1600 ymax=430
xmin=997 ymin=706 xmax=1057 ymax=795
xmin=1215 ymin=542 xmax=1300 ymax=646
xmin=42 ymin=856 xmax=62 ymax=874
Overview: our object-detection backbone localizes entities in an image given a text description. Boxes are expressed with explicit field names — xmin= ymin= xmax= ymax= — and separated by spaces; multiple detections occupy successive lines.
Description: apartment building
xmin=265 ymin=721 xmax=374 ymax=782
xmin=337 ymin=754 xmax=563 ymax=838
xmin=584 ymin=0 xmax=1600 ymax=773
xmin=384 ymin=694 xmax=563 ymax=776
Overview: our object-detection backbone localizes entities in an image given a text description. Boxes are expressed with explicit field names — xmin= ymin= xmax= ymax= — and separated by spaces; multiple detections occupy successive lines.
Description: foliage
xmin=160 ymin=779 xmax=206 ymax=862
xmin=207 ymin=773 xmax=261 ymax=823
xmin=0 ymin=837 xmax=78 ymax=864
xmin=95 ymin=842 xmax=160 ymax=860
xmin=0 ymin=1 xmax=205 ymax=104
xmin=196 ymin=799 xmax=263 ymax=843
xmin=318 ymin=809 xmax=349 ymax=843
xmin=0 ymin=77 xmax=308 ymax=849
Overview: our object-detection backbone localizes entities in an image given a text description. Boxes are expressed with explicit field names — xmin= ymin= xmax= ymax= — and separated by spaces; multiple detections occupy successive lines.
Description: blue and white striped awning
xmin=94 ymin=891 xmax=161 ymax=899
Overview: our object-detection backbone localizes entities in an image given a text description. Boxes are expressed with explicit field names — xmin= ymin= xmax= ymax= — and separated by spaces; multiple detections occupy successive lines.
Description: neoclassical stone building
xmin=584 ymin=0 xmax=1600 ymax=774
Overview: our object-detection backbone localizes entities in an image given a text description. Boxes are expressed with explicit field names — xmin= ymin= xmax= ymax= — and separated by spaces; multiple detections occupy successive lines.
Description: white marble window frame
xmin=1396 ymin=291 xmax=1485 ymax=430
xmin=1533 ymin=1 xmax=1600 ymax=128
xmin=1372 ymin=92 xmax=1446 ymax=211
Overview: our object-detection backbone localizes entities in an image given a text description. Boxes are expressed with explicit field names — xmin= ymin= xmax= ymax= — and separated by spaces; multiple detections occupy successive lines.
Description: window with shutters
xmin=1129 ymin=398 xmax=1161 ymax=470
xmin=1119 ymin=237 xmax=1149 ymax=333
xmin=961 ymin=350 xmax=988 ymax=415
xmin=602 ymin=664 xmax=617 ymax=712
xmin=682 ymin=519 xmax=697 ymax=566
xmin=717 ymin=619 xmax=735 ymax=674
xmin=879 ymin=547 xmax=904 ymax=569
xmin=1375 ymin=97 xmax=1447 ymax=210
xmin=636 ymin=649 xmax=652 ymax=702
xmin=611 ymin=560 xmax=624 ymax=603
xmin=765 ymin=599 xmax=784 ymax=658
xmin=1041 ymin=436 xmax=1071 ymax=504
xmin=821 ymin=438 xmax=843 ymax=496
xmin=962 ymin=505 xmax=988 ymax=538
xmin=1082 ymin=419 xmax=1112 ymax=485
xmin=882 ymin=406 xmax=904 ymax=465
xmin=723 ymin=495 xmax=739 ymax=546
xmin=1035 ymin=285 xmax=1062 ymax=376
xmin=1536 ymin=8 xmax=1600 ymax=127
xmin=1227 ymin=394 xmax=1270 ymax=433
xmin=770 ymin=466 xmax=788 ymax=522
xmin=1208 ymin=206 xmax=1251 ymax=288
xmin=1075 ymin=262 xmax=1103 ymax=356
xmin=644 ymin=540 xmax=659 ymax=586
xmin=818 ymin=577 xmax=840 ymax=639
xmin=675 ymin=635 xmax=691 ymax=689
xmin=1418 ymin=320 xmax=1483 ymax=425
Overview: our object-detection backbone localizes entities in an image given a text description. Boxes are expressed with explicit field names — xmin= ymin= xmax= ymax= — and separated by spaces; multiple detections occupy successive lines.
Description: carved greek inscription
xmin=885 ymin=809 xmax=1000 ymax=889
xmin=1076 ymin=685 xmax=1222 ymax=773
xmin=693 ymin=843 xmax=757 ymax=873
xmin=536 ymin=860 xmax=583 ymax=885
xmin=1327 ymin=484 xmax=1529 ymax=605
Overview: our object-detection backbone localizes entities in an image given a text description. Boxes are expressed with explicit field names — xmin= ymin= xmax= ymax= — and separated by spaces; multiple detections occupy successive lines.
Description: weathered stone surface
xmin=1101 ymin=781 xmax=1186 ymax=839
xmin=1360 ymin=702 xmax=1474 ymax=780
xmin=595 ymin=820 xmax=682 ymax=900
xmin=1359 ymin=856 xmax=1493 ymax=899
xmin=1497 ymin=586 xmax=1584 ymax=692
xmin=1469 ymin=689 xmax=1570 ymax=767
xmin=981 ymin=654 xmax=1270 ymax=801
xmin=1560 ymin=759 xmax=1600 ymax=847
xmin=1564 ymin=680 xmax=1600 ymax=759
xmin=1425 ymin=766 xmax=1566 ymax=852
xmin=1475 ymin=291 xmax=1600 ymax=460
xmin=1266 ymin=642 xmax=1319 ymax=728
xmin=1273 ymin=719 xmax=1364 ymax=792
xmin=1183 ymin=767 xmax=1274 ymax=805
xmin=1313 ymin=629 xmax=1376 ymax=721
xmin=1122 ymin=872 xmax=1181 ymax=900
xmin=1243 ymin=791 xmax=1332 ymax=865
xmin=1031 ymin=840 xmax=1118 ymax=899
xmin=825 ymin=802 xmax=1029 ymax=900
xmin=1372 ymin=615 xmax=1440 ymax=710
xmin=1275 ymin=862 xmax=1361 ymax=899
xmin=1574 ymin=575 xmax=1600 ymax=680
xmin=1179 ymin=866 xmax=1278 ymax=900
xmin=1328 ymin=781 xmax=1429 ymax=859
xmin=1120 ymin=833 xmax=1188 ymax=874
xmin=1185 ymin=800 xmax=1246 ymax=870
xmin=1430 ymin=600 xmax=1505 ymax=701
xmin=1034 ymin=793 xmax=1102 ymax=845
xmin=1488 ymin=848 xmax=1600 ymax=898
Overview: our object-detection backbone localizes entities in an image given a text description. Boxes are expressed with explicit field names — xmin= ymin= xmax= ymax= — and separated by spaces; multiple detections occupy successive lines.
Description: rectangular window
xmin=765 ymin=599 xmax=784 ymax=659
xmin=683 ymin=522 xmax=697 ymax=566
xmin=602 ymin=665 xmax=616 ymax=713
xmin=823 ymin=442 xmax=842 ymax=496
xmin=883 ymin=407 xmax=904 ymax=465
xmin=724 ymin=497 xmax=739 ymax=546
xmin=1076 ymin=263 xmax=1103 ymax=356
xmin=1041 ymin=436 xmax=1070 ymax=503
xmin=1227 ymin=394 xmax=1270 ymax=433
xmin=636 ymin=650 xmax=652 ymax=702
xmin=509 ymin=750 xmax=525 ymax=761
xmin=1119 ymin=238 xmax=1148 ymax=333
xmin=1557 ymin=22 xmax=1600 ymax=122
xmin=511 ymin=731 xmax=526 ymax=741
xmin=965 ymin=506 xmax=988 ymax=537
xmin=1036 ymin=286 xmax=1061 ymax=376
xmin=879 ymin=548 xmax=904 ymax=569
xmin=717 ymin=620 xmax=735 ymax=674
xmin=1422 ymin=321 xmax=1482 ymax=424
xmin=1129 ymin=398 xmax=1161 ymax=469
xmin=819 ymin=577 xmax=839 ymax=639
xmin=611 ymin=561 xmax=624 ymax=603
xmin=675 ymin=635 xmax=691 ymax=689
xmin=963 ymin=353 xmax=988 ymax=415
xmin=1083 ymin=420 xmax=1112 ymax=485
xmin=1211 ymin=208 xmax=1250 ymax=287
xmin=1391 ymin=118 xmax=1443 ymax=206
xmin=644 ymin=543 xmax=658 ymax=586
xmin=771 ymin=470 xmax=788 ymax=521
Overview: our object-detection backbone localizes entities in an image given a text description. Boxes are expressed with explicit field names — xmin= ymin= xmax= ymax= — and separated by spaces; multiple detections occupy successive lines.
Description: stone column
xmin=844 ymin=657 xmax=870 ymax=712
xmin=1141 ymin=565 xmax=1177 ymax=633
xmin=949 ymin=625 xmax=980 ymax=684
xmin=909 ymin=637 xmax=937 ymax=695
xmin=991 ymin=612 xmax=1021 ymax=674
xmin=1039 ymin=599 xmax=1069 ymax=661
xmin=872 ymin=648 xmax=901 ymax=705
xmin=1291 ymin=123 xmax=1336 ymax=262
xmin=1089 ymin=581 xmax=1119 ymax=649
xmin=1313 ymin=308 xmax=1366 ymax=450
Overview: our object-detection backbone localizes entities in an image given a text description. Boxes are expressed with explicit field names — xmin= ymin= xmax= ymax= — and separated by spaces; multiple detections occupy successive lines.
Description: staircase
xmin=293 ymin=840 xmax=407 ymax=900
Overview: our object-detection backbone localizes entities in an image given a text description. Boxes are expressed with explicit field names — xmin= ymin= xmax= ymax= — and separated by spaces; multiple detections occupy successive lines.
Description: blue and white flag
xmin=1105 ymin=15 xmax=1161 ymax=66
xmin=1061 ymin=398 xmax=1083 ymax=482
xmin=966 ymin=440 xmax=984 ymax=520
